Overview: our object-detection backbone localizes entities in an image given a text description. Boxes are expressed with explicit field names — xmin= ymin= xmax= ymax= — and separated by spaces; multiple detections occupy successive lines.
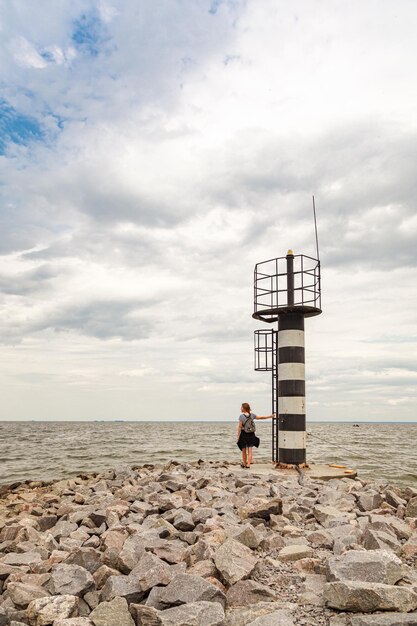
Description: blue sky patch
xmin=0 ymin=100 xmax=44 ymax=155
xmin=72 ymin=12 xmax=106 ymax=56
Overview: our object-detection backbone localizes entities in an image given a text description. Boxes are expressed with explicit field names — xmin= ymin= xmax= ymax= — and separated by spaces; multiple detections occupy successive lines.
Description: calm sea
xmin=0 ymin=421 xmax=416 ymax=487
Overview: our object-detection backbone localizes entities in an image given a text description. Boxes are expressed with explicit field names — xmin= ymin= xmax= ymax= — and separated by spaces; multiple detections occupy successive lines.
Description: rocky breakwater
xmin=0 ymin=461 xmax=417 ymax=626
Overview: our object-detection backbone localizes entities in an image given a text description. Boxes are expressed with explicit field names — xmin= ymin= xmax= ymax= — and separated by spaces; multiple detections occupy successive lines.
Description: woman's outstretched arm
xmin=255 ymin=413 xmax=275 ymax=420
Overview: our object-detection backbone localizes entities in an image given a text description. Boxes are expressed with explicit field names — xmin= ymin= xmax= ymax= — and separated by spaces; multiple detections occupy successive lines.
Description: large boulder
xmin=324 ymin=580 xmax=417 ymax=612
xmin=214 ymin=538 xmax=258 ymax=585
xmin=326 ymin=550 xmax=405 ymax=585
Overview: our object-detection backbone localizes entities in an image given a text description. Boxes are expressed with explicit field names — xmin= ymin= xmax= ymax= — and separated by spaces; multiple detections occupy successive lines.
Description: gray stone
xmin=158 ymin=573 xmax=226 ymax=607
xmin=369 ymin=514 xmax=413 ymax=540
xmin=7 ymin=582 xmax=50 ymax=608
xmin=226 ymin=580 xmax=276 ymax=607
xmin=172 ymin=509 xmax=195 ymax=532
xmin=324 ymin=580 xmax=417 ymax=612
xmin=130 ymin=553 xmax=172 ymax=591
xmin=50 ymin=522 xmax=78 ymax=540
xmin=118 ymin=534 xmax=146 ymax=574
xmin=357 ymin=492 xmax=384 ymax=512
xmin=326 ymin=550 xmax=405 ymax=585
xmin=129 ymin=605 xmax=163 ymax=626
xmin=66 ymin=548 xmax=102 ymax=574
xmin=349 ymin=614 xmax=417 ymax=625
xmin=247 ymin=609 xmax=295 ymax=626
xmin=100 ymin=573 xmax=143 ymax=604
xmin=92 ymin=565 xmax=120 ymax=590
xmin=313 ymin=505 xmax=352 ymax=528
xmin=232 ymin=524 xmax=262 ymax=549
xmin=49 ymin=564 xmax=95 ymax=597
xmin=406 ymin=497 xmax=417 ymax=518
xmin=224 ymin=602 xmax=291 ymax=626
xmin=245 ymin=498 xmax=282 ymax=520
xmin=0 ymin=606 xmax=8 ymax=626
xmin=277 ymin=544 xmax=313 ymax=562
xmin=150 ymin=539 xmax=188 ymax=564
xmin=214 ymin=538 xmax=258 ymax=585
xmin=1 ymin=552 xmax=42 ymax=567
xmin=363 ymin=528 xmax=401 ymax=554
xmin=158 ymin=601 xmax=225 ymax=626
xmin=26 ymin=595 xmax=79 ymax=626
xmin=89 ymin=596 xmax=135 ymax=626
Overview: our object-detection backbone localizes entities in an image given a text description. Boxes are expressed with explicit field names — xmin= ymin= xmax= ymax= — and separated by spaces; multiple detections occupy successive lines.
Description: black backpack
xmin=242 ymin=413 xmax=256 ymax=433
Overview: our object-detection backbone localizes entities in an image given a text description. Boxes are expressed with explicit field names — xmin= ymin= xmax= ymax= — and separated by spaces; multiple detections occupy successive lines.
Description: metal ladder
xmin=271 ymin=329 xmax=279 ymax=462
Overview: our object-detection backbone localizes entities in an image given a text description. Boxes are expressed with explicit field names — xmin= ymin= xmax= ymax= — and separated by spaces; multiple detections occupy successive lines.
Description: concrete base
xmin=246 ymin=462 xmax=357 ymax=481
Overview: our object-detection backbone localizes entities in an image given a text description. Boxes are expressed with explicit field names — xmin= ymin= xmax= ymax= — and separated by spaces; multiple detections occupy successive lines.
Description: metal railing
xmin=254 ymin=254 xmax=321 ymax=317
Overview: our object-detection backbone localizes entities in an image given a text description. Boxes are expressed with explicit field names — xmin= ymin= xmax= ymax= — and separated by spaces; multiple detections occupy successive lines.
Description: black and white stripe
xmin=277 ymin=313 xmax=306 ymax=464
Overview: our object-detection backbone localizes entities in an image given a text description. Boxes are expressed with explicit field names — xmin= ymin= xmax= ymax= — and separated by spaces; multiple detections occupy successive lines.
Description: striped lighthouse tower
xmin=253 ymin=248 xmax=321 ymax=465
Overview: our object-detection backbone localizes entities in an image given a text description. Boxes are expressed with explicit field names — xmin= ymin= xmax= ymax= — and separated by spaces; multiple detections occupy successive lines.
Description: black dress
xmin=237 ymin=414 xmax=260 ymax=450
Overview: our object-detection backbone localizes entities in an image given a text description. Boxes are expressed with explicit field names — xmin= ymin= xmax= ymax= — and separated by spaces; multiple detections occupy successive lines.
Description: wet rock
xmin=158 ymin=573 xmax=226 ymax=607
xmin=89 ymin=596 xmax=135 ymax=626
xmin=26 ymin=595 xmax=79 ymax=626
xmin=324 ymin=580 xmax=417 ymax=612
xmin=226 ymin=579 xmax=277 ymax=607
xmin=214 ymin=538 xmax=258 ymax=585
xmin=49 ymin=564 xmax=95 ymax=597
xmin=326 ymin=550 xmax=405 ymax=585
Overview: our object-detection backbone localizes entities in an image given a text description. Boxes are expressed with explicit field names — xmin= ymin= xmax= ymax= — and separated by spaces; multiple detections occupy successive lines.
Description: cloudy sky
xmin=0 ymin=0 xmax=416 ymax=422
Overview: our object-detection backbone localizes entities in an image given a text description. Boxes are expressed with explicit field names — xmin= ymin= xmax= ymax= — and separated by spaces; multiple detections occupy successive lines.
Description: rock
xmin=226 ymin=580 xmax=276 ymax=607
xmin=326 ymin=550 xmax=405 ymax=585
xmin=363 ymin=528 xmax=402 ymax=554
xmin=369 ymin=514 xmax=413 ymax=540
xmin=92 ymin=565 xmax=120 ymax=590
xmin=232 ymin=524 xmax=262 ymax=549
xmin=224 ymin=602 xmax=290 ymax=626
xmin=129 ymin=604 xmax=163 ymax=626
xmin=150 ymin=539 xmax=188 ymax=564
xmin=0 ymin=606 xmax=8 ymax=626
xmin=1 ymin=552 xmax=42 ymax=567
xmin=406 ymin=497 xmax=417 ymax=518
xmin=26 ymin=595 xmax=79 ymax=626
xmin=172 ymin=509 xmax=195 ymax=531
xmin=324 ymin=580 xmax=417 ymax=612
xmin=7 ymin=582 xmax=50 ymax=608
xmin=66 ymin=549 xmax=102 ymax=574
xmin=130 ymin=553 xmax=172 ymax=591
xmin=100 ymin=573 xmax=143 ymax=604
xmin=306 ymin=529 xmax=334 ymax=549
xmin=357 ymin=492 xmax=384 ymax=512
xmin=313 ymin=505 xmax=352 ymax=528
xmin=158 ymin=601 xmax=225 ymax=626
xmin=244 ymin=498 xmax=282 ymax=520
xmin=246 ymin=609 xmax=295 ymax=625
xmin=158 ymin=573 xmax=226 ymax=607
xmin=214 ymin=538 xmax=258 ymax=585
xmin=118 ymin=534 xmax=145 ymax=574
xmin=349 ymin=614 xmax=417 ymax=625
xmin=89 ymin=596 xmax=135 ymax=626
xmin=277 ymin=545 xmax=313 ymax=562
xmin=188 ymin=559 xmax=218 ymax=579
xmin=49 ymin=564 xmax=95 ymax=597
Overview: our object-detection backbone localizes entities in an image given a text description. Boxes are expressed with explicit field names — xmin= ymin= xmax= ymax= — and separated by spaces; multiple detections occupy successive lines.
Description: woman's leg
xmin=242 ymin=448 xmax=247 ymax=467
xmin=247 ymin=446 xmax=253 ymax=467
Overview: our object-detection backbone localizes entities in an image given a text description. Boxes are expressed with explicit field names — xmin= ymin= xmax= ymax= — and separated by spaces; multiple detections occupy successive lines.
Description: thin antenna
xmin=312 ymin=195 xmax=320 ymax=262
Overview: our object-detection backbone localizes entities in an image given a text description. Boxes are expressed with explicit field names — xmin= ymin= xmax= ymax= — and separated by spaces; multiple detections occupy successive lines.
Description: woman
xmin=236 ymin=402 xmax=274 ymax=468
